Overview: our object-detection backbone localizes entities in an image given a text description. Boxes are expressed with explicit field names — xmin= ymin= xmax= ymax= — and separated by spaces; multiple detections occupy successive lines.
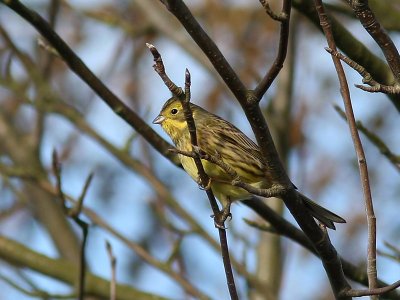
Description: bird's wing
xmin=197 ymin=116 xmax=265 ymax=182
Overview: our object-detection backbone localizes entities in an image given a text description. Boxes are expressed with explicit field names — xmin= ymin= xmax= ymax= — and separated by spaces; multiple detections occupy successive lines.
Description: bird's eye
xmin=171 ymin=108 xmax=178 ymax=115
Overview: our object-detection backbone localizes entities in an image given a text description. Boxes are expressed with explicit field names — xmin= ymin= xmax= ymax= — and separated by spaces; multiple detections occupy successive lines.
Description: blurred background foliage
xmin=0 ymin=0 xmax=399 ymax=299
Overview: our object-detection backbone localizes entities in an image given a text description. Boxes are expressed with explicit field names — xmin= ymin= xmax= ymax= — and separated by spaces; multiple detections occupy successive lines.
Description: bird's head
xmin=153 ymin=97 xmax=189 ymax=141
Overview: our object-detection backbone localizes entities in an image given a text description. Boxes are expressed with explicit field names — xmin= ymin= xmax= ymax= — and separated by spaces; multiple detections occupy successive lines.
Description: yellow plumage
xmin=153 ymin=97 xmax=345 ymax=229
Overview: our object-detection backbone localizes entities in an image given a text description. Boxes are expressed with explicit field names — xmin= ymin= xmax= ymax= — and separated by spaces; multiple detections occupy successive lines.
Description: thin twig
xmin=314 ymin=0 xmax=377 ymax=297
xmin=75 ymin=219 xmax=88 ymax=300
xmin=255 ymin=0 xmax=292 ymax=99
xmin=52 ymin=149 xmax=67 ymax=212
xmin=105 ymin=241 xmax=117 ymax=300
xmin=259 ymin=0 xmax=287 ymax=21
xmin=326 ymin=47 xmax=400 ymax=94
xmin=146 ymin=43 xmax=184 ymax=97
xmin=69 ymin=172 xmax=94 ymax=218
xmin=342 ymin=280 xmax=400 ymax=297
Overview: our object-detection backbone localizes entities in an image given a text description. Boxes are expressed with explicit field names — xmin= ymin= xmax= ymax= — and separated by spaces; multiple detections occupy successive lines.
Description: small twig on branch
xmin=341 ymin=280 xmax=400 ymax=297
xmin=69 ymin=172 xmax=94 ymax=218
xmin=355 ymin=83 xmax=400 ymax=94
xmin=254 ymin=0 xmax=292 ymax=99
xmin=346 ymin=0 xmax=400 ymax=83
xmin=315 ymin=0 xmax=377 ymax=297
xmin=105 ymin=241 xmax=117 ymax=300
xmin=52 ymin=149 xmax=67 ymax=212
xmin=146 ymin=43 xmax=183 ymax=97
xmin=147 ymin=44 xmax=238 ymax=300
xmin=326 ymin=47 xmax=400 ymax=94
xmin=259 ymin=0 xmax=288 ymax=21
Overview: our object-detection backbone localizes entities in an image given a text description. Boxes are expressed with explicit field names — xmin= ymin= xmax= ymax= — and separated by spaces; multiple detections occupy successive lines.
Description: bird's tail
xmin=300 ymin=193 xmax=346 ymax=230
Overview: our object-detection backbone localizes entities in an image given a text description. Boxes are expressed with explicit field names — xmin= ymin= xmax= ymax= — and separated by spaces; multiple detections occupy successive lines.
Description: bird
xmin=153 ymin=97 xmax=345 ymax=229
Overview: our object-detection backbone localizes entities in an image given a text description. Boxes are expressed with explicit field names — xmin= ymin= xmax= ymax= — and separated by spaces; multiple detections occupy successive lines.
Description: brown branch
xmin=356 ymin=84 xmax=400 ymax=94
xmin=342 ymin=280 xmax=400 ymax=297
xmin=146 ymin=43 xmax=184 ymax=97
xmin=147 ymin=44 xmax=238 ymax=300
xmin=346 ymin=0 xmax=400 ymax=82
xmin=315 ymin=0 xmax=377 ymax=297
xmin=259 ymin=0 xmax=287 ymax=21
xmin=326 ymin=47 xmax=400 ymax=94
xmin=254 ymin=0 xmax=292 ymax=99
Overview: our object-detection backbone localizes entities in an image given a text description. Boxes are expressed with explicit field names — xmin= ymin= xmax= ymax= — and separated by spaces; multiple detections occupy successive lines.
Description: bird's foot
xmin=211 ymin=202 xmax=232 ymax=229
xmin=197 ymin=177 xmax=212 ymax=191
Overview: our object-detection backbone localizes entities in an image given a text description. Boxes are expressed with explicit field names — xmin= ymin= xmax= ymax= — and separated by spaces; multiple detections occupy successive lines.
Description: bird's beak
xmin=152 ymin=115 xmax=165 ymax=124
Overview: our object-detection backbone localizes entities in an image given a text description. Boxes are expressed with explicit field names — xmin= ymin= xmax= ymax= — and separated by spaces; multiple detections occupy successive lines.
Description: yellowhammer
xmin=153 ymin=97 xmax=345 ymax=229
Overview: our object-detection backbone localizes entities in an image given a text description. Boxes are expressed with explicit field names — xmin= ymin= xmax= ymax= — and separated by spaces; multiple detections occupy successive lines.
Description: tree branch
xmin=314 ymin=0 xmax=377 ymax=297
xmin=326 ymin=47 xmax=400 ymax=94
xmin=254 ymin=0 xmax=292 ymax=99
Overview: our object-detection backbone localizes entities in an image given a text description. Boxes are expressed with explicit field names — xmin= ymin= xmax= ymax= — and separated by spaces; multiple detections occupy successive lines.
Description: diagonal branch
xmin=0 ymin=0 xmax=177 ymax=164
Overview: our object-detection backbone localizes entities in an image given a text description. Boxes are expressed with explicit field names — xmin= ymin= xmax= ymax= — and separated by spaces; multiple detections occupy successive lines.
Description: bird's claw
xmin=211 ymin=202 xmax=232 ymax=229
xmin=197 ymin=177 xmax=212 ymax=190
